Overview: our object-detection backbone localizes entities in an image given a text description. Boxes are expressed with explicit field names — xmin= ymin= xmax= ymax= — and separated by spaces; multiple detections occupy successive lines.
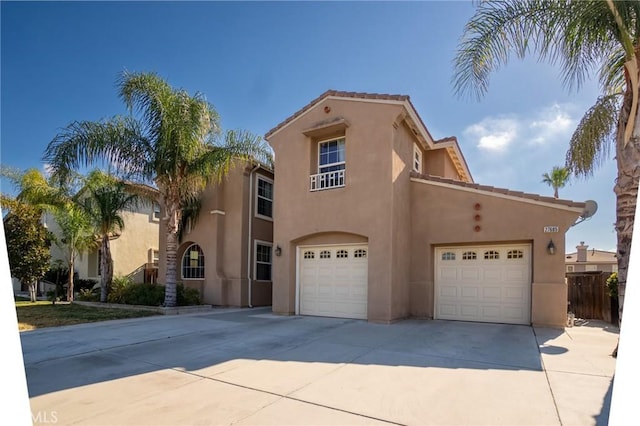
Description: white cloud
xmin=528 ymin=103 xmax=575 ymax=145
xmin=463 ymin=117 xmax=518 ymax=152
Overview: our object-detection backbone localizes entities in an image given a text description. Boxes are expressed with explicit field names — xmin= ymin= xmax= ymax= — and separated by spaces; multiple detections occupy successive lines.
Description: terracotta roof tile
xmin=411 ymin=172 xmax=586 ymax=209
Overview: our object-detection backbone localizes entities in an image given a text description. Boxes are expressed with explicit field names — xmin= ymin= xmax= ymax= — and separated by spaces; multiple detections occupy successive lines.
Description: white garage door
xmin=435 ymin=244 xmax=531 ymax=325
xmin=298 ymin=244 xmax=368 ymax=319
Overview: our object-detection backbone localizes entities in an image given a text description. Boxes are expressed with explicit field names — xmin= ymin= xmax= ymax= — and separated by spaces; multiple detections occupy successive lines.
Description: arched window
xmin=354 ymin=249 xmax=367 ymax=258
xmin=441 ymin=252 xmax=456 ymax=261
xmin=484 ymin=250 xmax=500 ymax=260
xmin=507 ymin=250 xmax=524 ymax=259
xmin=462 ymin=251 xmax=477 ymax=260
xmin=182 ymin=244 xmax=204 ymax=279
xmin=336 ymin=249 xmax=349 ymax=259
xmin=320 ymin=250 xmax=331 ymax=259
xmin=304 ymin=251 xmax=315 ymax=259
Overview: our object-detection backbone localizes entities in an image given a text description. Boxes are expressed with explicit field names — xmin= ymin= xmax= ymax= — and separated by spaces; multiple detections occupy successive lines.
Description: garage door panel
xmin=439 ymin=267 xmax=458 ymax=280
xmin=436 ymin=244 xmax=531 ymax=325
xmin=439 ymin=285 xmax=458 ymax=298
xmin=461 ymin=268 xmax=481 ymax=280
xmin=461 ymin=287 xmax=478 ymax=298
xmin=482 ymin=287 xmax=502 ymax=300
xmin=299 ymin=244 xmax=368 ymax=320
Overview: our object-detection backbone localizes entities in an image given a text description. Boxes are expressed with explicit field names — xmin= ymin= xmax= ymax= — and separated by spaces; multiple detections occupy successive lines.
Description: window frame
xmin=181 ymin=243 xmax=205 ymax=280
xmin=255 ymin=175 xmax=274 ymax=221
xmin=317 ymin=137 xmax=346 ymax=174
xmin=152 ymin=203 xmax=161 ymax=221
xmin=413 ymin=143 xmax=422 ymax=173
xmin=254 ymin=240 xmax=273 ymax=281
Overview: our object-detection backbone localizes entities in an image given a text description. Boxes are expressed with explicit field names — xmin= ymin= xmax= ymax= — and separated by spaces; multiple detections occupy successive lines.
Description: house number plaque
xmin=543 ymin=226 xmax=559 ymax=233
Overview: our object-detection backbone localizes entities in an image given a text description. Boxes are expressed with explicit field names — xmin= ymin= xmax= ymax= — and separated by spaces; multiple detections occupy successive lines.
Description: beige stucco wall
xmin=158 ymin=163 xmax=273 ymax=307
xmin=46 ymin=206 xmax=159 ymax=283
xmin=267 ymin=94 xmax=581 ymax=326
xmin=424 ymin=149 xmax=461 ymax=181
xmin=269 ymin=100 xmax=406 ymax=321
xmin=410 ymin=180 xmax=582 ymax=327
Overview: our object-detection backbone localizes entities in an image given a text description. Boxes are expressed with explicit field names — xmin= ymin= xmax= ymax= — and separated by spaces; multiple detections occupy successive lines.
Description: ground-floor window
xmin=255 ymin=242 xmax=272 ymax=281
xmin=182 ymin=244 xmax=205 ymax=279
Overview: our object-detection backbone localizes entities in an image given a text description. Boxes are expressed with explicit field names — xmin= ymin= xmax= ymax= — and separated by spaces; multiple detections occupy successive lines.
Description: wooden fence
xmin=566 ymin=271 xmax=618 ymax=324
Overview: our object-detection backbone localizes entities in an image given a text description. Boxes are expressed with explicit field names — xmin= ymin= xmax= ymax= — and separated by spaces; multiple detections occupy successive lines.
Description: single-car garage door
xmin=298 ymin=244 xmax=368 ymax=319
xmin=435 ymin=244 xmax=531 ymax=325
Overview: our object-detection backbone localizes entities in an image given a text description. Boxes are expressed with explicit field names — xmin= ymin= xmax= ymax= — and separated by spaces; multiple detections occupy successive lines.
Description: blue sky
xmin=1 ymin=1 xmax=617 ymax=253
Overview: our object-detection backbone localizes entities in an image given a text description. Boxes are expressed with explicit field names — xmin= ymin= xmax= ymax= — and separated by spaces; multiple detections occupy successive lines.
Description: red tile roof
xmin=411 ymin=172 xmax=586 ymax=209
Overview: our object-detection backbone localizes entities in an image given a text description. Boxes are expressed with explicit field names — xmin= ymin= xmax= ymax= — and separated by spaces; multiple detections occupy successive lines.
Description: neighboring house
xmin=566 ymin=242 xmax=617 ymax=273
xmin=46 ymin=193 xmax=160 ymax=284
xmin=264 ymin=90 xmax=586 ymax=327
xmin=157 ymin=162 xmax=274 ymax=307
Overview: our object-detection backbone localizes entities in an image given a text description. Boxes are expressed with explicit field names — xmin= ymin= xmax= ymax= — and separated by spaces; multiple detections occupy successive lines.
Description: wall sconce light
xmin=275 ymin=245 xmax=282 ymax=257
xmin=547 ymin=239 xmax=556 ymax=255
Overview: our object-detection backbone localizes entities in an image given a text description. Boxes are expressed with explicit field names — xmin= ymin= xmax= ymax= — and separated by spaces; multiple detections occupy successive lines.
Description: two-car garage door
xmin=298 ymin=244 xmax=368 ymax=319
xmin=435 ymin=244 xmax=531 ymax=325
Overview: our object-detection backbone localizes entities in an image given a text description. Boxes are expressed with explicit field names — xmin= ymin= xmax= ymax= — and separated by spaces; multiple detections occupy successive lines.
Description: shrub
xmin=107 ymin=276 xmax=134 ymax=304
xmin=177 ymin=284 xmax=201 ymax=306
xmin=75 ymin=278 xmax=98 ymax=293
xmin=77 ymin=288 xmax=99 ymax=302
xmin=606 ymin=272 xmax=618 ymax=298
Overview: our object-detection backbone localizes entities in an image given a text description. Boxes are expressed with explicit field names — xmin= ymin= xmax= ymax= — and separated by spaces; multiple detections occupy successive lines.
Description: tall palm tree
xmin=44 ymin=71 xmax=272 ymax=307
xmin=542 ymin=166 xmax=571 ymax=198
xmin=453 ymin=0 xmax=639 ymax=338
xmin=80 ymin=170 xmax=151 ymax=302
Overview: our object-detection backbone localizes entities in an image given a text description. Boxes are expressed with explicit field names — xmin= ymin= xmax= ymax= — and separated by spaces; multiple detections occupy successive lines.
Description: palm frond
xmin=566 ymin=94 xmax=621 ymax=177
xmin=453 ymin=0 xmax=630 ymax=98
xmin=43 ymin=116 xmax=152 ymax=183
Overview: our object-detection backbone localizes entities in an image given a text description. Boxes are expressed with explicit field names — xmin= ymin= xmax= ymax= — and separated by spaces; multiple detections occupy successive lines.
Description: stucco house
xmin=265 ymin=90 xmax=587 ymax=327
xmin=157 ymin=162 xmax=274 ymax=307
xmin=46 ymin=197 xmax=160 ymax=284
xmin=566 ymin=242 xmax=617 ymax=273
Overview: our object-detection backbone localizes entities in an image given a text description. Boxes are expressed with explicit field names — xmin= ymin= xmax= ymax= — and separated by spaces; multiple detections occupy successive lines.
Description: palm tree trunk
xmin=614 ymin=73 xmax=640 ymax=342
xmin=67 ymin=251 xmax=75 ymax=302
xmin=100 ymin=236 xmax=113 ymax=303
xmin=163 ymin=198 xmax=181 ymax=307
xmin=554 ymin=188 xmax=559 ymax=199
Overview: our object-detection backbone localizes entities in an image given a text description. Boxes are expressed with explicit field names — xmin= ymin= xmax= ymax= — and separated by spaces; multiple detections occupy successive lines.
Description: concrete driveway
xmin=23 ymin=307 xmax=618 ymax=426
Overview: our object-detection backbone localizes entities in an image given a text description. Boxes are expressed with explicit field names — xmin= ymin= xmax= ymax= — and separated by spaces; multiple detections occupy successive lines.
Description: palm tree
xmin=81 ymin=170 xmax=151 ymax=302
xmin=453 ymin=0 xmax=639 ymax=345
xmin=1 ymin=167 xmax=96 ymax=301
xmin=44 ymin=71 xmax=272 ymax=307
xmin=542 ymin=166 xmax=571 ymax=198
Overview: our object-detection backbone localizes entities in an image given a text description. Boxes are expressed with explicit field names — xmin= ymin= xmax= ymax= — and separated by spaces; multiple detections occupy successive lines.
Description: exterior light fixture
xmin=275 ymin=245 xmax=282 ymax=257
xmin=547 ymin=239 xmax=556 ymax=255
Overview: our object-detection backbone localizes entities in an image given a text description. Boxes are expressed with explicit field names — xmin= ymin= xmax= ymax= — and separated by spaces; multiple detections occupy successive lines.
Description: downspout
xmin=247 ymin=163 xmax=261 ymax=308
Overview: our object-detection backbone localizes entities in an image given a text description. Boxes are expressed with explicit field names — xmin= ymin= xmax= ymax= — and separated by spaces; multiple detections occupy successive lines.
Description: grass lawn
xmin=15 ymin=299 xmax=159 ymax=331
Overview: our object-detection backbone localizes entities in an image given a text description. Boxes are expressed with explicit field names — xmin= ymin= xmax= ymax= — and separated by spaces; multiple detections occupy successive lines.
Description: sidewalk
xmin=534 ymin=320 xmax=618 ymax=426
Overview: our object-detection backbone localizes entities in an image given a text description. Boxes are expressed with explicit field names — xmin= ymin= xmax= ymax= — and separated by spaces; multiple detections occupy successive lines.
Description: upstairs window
xmin=153 ymin=203 xmax=161 ymax=220
xmin=311 ymin=138 xmax=346 ymax=191
xmin=413 ymin=143 xmax=422 ymax=173
xmin=319 ymin=138 xmax=345 ymax=174
xmin=256 ymin=176 xmax=273 ymax=219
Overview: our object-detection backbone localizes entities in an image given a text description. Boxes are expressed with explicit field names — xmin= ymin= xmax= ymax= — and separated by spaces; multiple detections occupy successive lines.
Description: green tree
xmin=81 ymin=170 xmax=152 ymax=302
xmin=3 ymin=201 xmax=52 ymax=302
xmin=453 ymin=0 xmax=640 ymax=339
xmin=542 ymin=166 xmax=571 ymax=198
xmin=1 ymin=167 xmax=96 ymax=301
xmin=44 ymin=71 xmax=272 ymax=307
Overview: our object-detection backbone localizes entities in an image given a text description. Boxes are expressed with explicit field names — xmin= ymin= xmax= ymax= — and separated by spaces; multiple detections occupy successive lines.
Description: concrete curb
xmin=72 ymin=300 xmax=214 ymax=315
